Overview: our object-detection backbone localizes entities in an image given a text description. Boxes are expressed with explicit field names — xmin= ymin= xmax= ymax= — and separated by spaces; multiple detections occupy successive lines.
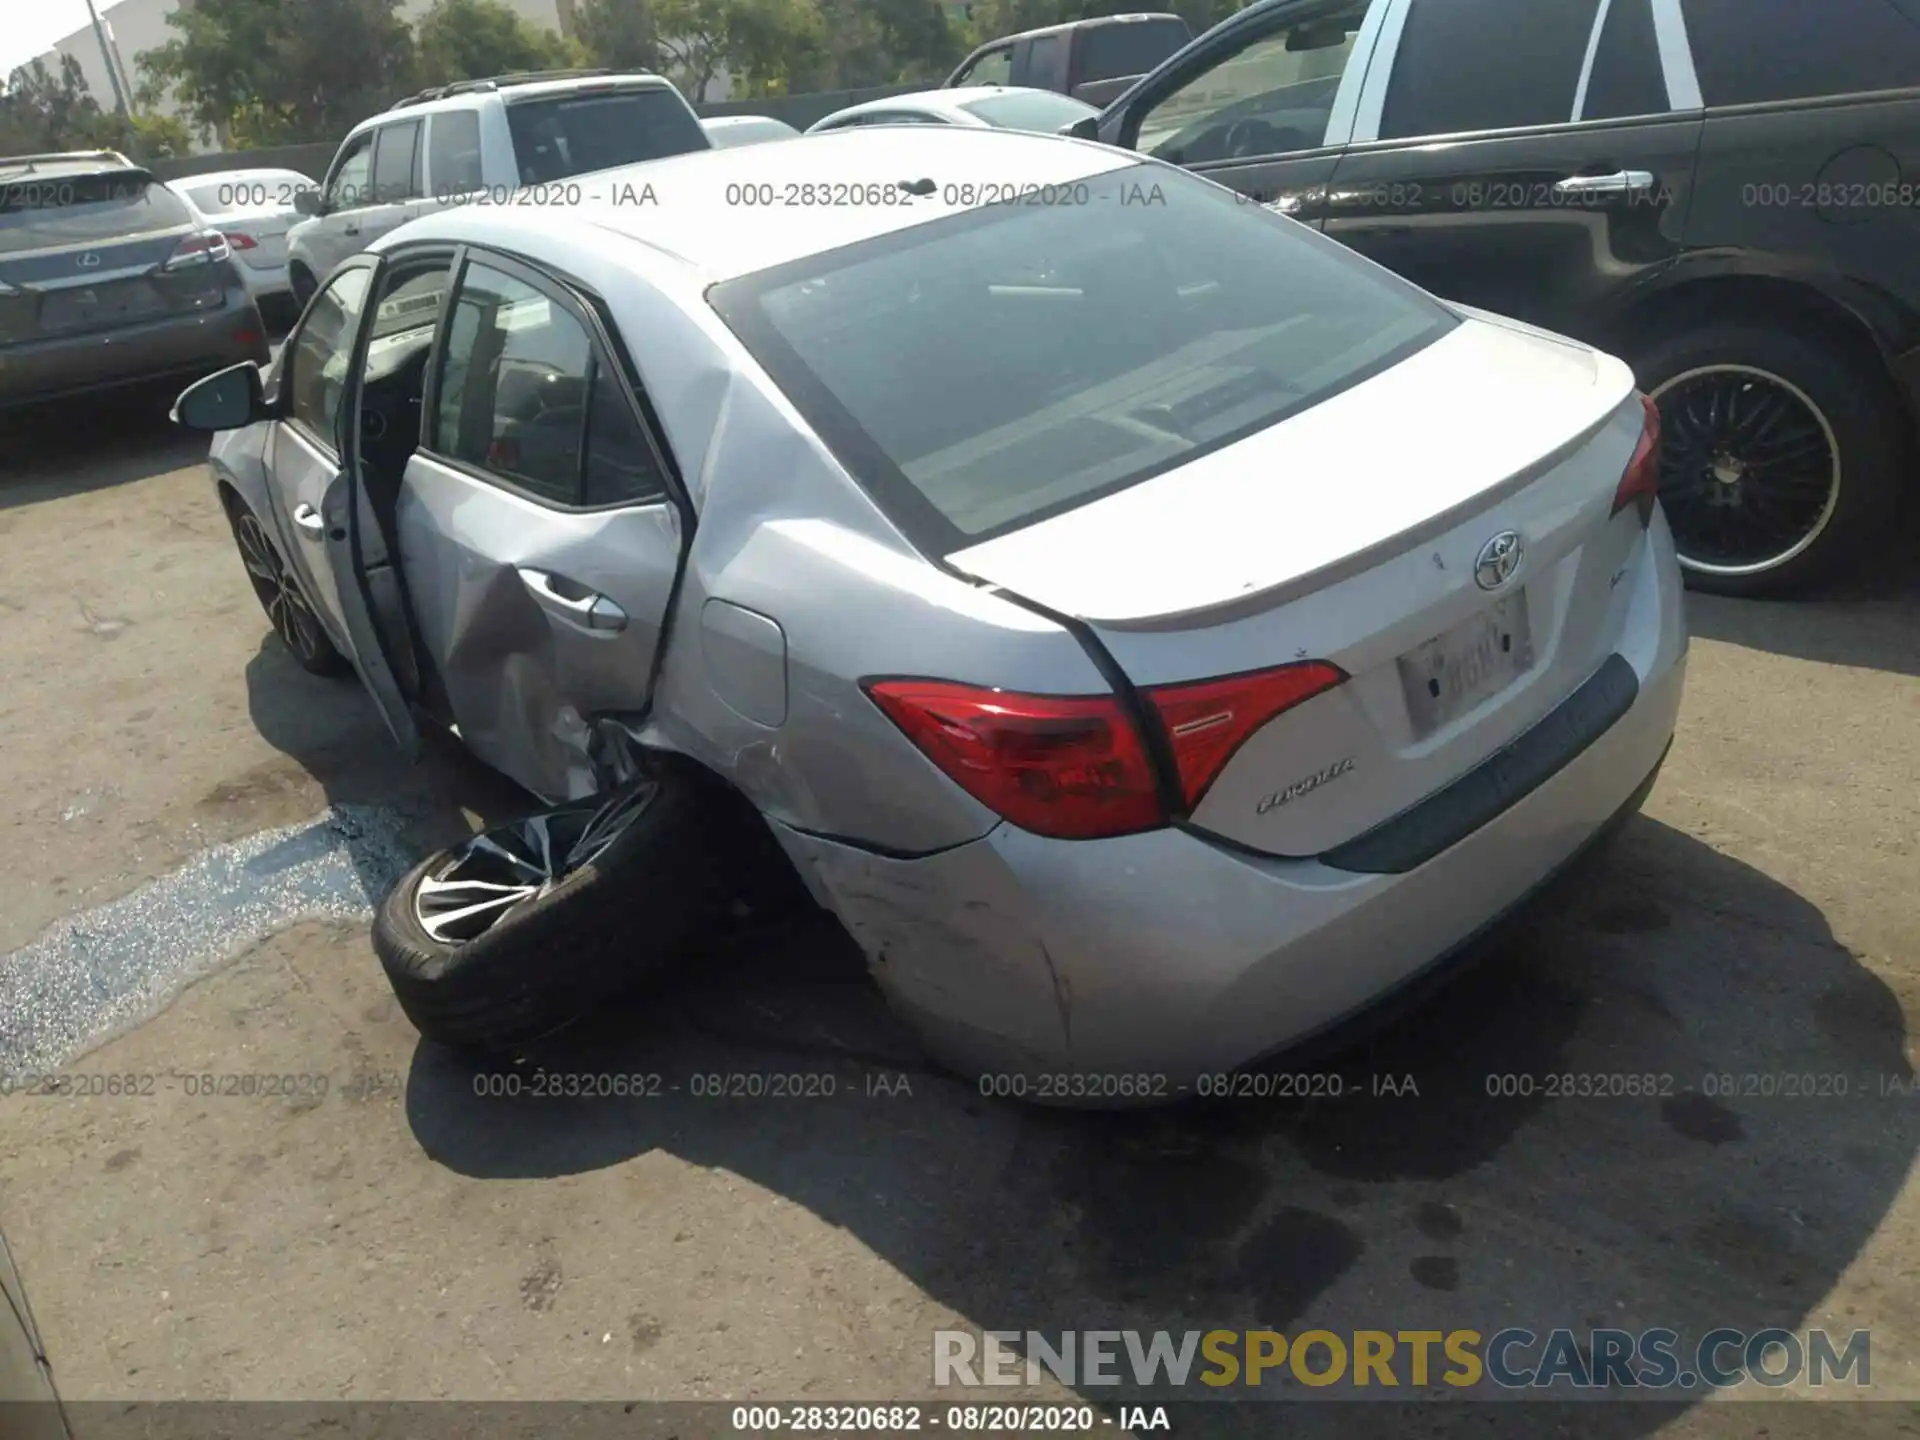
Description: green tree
xmin=414 ymin=0 xmax=584 ymax=86
xmin=574 ymin=0 xmax=663 ymax=72
xmin=140 ymin=0 xmax=416 ymax=147
xmin=0 ymin=55 xmax=191 ymax=159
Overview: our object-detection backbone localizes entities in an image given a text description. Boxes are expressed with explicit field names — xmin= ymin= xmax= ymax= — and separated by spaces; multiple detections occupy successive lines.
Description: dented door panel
xmin=396 ymin=452 xmax=681 ymax=801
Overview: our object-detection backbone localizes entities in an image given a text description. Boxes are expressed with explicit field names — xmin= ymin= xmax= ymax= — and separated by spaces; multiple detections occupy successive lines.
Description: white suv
xmin=286 ymin=69 xmax=709 ymax=305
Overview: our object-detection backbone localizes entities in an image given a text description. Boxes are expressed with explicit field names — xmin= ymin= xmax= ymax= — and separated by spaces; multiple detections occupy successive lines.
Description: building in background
xmin=29 ymin=0 xmax=726 ymax=155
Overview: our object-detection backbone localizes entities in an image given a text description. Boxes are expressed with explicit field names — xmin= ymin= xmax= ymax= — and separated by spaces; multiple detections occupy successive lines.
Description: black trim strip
xmin=1320 ymin=653 xmax=1641 ymax=876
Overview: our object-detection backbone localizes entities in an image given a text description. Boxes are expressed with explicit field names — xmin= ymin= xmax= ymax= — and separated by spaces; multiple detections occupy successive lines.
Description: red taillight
xmin=1611 ymin=392 xmax=1662 ymax=524
xmin=864 ymin=680 xmax=1163 ymax=840
xmin=223 ymin=231 xmax=258 ymax=250
xmin=163 ymin=229 xmax=232 ymax=270
xmin=1144 ymin=661 xmax=1347 ymax=810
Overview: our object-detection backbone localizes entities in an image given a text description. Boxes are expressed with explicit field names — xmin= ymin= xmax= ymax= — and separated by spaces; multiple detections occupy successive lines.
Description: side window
xmin=326 ymin=134 xmax=374 ymax=211
xmin=1025 ymin=35 xmax=1066 ymax=91
xmin=1580 ymin=0 xmax=1668 ymax=122
xmin=959 ymin=45 xmax=1014 ymax=86
xmin=426 ymin=109 xmax=484 ymax=197
xmin=288 ymin=267 xmax=374 ymax=446
xmin=371 ymin=120 xmax=424 ymax=203
xmin=1378 ymin=0 xmax=1601 ymax=141
xmin=433 ymin=261 xmax=594 ymax=504
xmin=1135 ymin=3 xmax=1374 ymax=164
xmin=583 ymin=362 xmax=667 ymax=505
xmin=1679 ymin=0 xmax=1920 ymax=107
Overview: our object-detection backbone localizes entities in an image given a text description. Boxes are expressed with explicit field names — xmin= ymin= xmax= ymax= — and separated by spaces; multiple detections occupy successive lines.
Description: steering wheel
xmin=1222 ymin=118 xmax=1279 ymax=159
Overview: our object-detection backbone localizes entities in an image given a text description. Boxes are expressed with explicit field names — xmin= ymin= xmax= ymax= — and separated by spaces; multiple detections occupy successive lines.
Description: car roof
xmin=377 ymin=125 xmax=1140 ymax=283
xmin=973 ymin=12 xmax=1184 ymax=44
xmin=703 ymin=115 xmax=795 ymax=129
xmin=173 ymin=167 xmax=313 ymax=189
xmin=349 ymin=71 xmax=676 ymax=135
xmin=813 ymin=86 xmax=1055 ymax=126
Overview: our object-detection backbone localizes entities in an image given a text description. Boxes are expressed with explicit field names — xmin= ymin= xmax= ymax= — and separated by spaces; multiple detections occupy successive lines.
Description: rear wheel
xmin=221 ymin=491 xmax=349 ymax=676
xmin=1631 ymin=322 xmax=1909 ymax=597
xmin=289 ymin=263 xmax=317 ymax=311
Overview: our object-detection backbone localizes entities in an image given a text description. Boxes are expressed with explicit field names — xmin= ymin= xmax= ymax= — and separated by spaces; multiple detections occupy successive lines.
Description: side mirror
xmin=1063 ymin=115 xmax=1100 ymax=141
xmin=172 ymin=362 xmax=272 ymax=432
xmin=293 ymin=187 xmax=324 ymax=217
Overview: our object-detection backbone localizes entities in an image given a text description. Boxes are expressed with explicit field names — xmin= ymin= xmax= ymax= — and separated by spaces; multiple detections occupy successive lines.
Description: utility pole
xmin=83 ymin=0 xmax=133 ymax=119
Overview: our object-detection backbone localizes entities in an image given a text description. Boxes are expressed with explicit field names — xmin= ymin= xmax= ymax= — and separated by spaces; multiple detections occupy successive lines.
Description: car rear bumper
xmin=0 ymin=291 xmax=269 ymax=410
xmin=779 ymin=511 xmax=1688 ymax=1098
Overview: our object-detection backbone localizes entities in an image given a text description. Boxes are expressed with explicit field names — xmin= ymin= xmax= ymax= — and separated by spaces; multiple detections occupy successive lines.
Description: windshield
xmin=507 ymin=88 xmax=710 ymax=183
xmin=956 ymin=91 xmax=1100 ymax=132
xmin=0 ymin=173 xmax=191 ymax=255
xmin=711 ymin=163 xmax=1456 ymax=547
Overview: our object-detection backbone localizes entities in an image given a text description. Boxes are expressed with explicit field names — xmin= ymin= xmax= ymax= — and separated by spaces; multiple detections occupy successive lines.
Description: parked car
xmin=948 ymin=13 xmax=1193 ymax=108
xmin=1075 ymin=0 xmax=1920 ymax=596
xmin=170 ymin=167 xmax=317 ymax=327
xmin=173 ymin=126 xmax=1684 ymax=1093
xmin=808 ymin=86 xmax=1100 ymax=135
xmin=286 ymin=68 xmax=709 ymax=307
xmin=701 ymin=115 xmax=802 ymax=147
xmin=0 ymin=1225 xmax=71 ymax=1439
xmin=0 ymin=150 xmax=270 ymax=413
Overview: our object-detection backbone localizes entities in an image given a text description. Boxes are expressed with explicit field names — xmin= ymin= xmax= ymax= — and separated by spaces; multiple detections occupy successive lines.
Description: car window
xmin=958 ymin=46 xmax=1015 ymax=86
xmin=288 ymin=267 xmax=373 ymax=447
xmin=957 ymin=91 xmax=1100 ymax=132
xmin=371 ymin=120 xmax=424 ymax=203
xmin=1134 ymin=2 xmax=1375 ymax=163
xmin=327 ymin=135 xmax=374 ymax=210
xmin=1379 ymin=0 xmax=1601 ymax=140
xmin=1579 ymin=0 xmax=1668 ymax=121
xmin=427 ymin=109 xmax=485 ymax=197
xmin=506 ymin=87 xmax=709 ymax=185
xmin=434 ymin=261 xmax=594 ymax=504
xmin=583 ymin=363 xmax=668 ymax=505
xmin=1679 ymin=0 xmax=1920 ymax=107
xmin=1078 ymin=19 xmax=1191 ymax=82
xmin=711 ymin=161 xmax=1456 ymax=547
xmin=0 ymin=173 xmax=191 ymax=255
xmin=1025 ymin=36 xmax=1067 ymax=90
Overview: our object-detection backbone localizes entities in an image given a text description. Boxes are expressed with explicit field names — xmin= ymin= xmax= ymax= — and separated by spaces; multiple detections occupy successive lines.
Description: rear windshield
xmin=956 ymin=91 xmax=1100 ymax=132
xmin=507 ymin=87 xmax=710 ymax=183
xmin=180 ymin=171 xmax=313 ymax=215
xmin=1077 ymin=20 xmax=1190 ymax=81
xmin=711 ymin=163 xmax=1456 ymax=547
xmin=0 ymin=173 xmax=191 ymax=255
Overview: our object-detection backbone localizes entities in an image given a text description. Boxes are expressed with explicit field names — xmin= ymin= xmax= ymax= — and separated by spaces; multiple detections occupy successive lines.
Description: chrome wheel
xmin=413 ymin=784 xmax=657 ymax=947
xmin=1650 ymin=364 xmax=1842 ymax=577
xmin=233 ymin=509 xmax=330 ymax=665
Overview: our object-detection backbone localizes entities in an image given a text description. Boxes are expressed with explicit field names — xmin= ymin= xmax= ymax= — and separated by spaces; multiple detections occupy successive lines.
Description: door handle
xmin=518 ymin=566 xmax=627 ymax=633
xmin=292 ymin=503 xmax=325 ymax=537
xmin=1552 ymin=170 xmax=1655 ymax=198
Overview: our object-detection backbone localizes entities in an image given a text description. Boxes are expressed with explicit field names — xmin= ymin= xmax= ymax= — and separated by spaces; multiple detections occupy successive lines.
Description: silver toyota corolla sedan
xmin=173 ymin=125 xmax=1686 ymax=1092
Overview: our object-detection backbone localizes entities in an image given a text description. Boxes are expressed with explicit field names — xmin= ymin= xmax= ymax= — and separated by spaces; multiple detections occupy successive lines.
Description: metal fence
xmin=145 ymin=82 xmax=931 ymax=182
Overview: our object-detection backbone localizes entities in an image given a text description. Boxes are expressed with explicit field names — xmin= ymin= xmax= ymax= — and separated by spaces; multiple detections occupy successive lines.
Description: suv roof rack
xmin=388 ymin=68 xmax=650 ymax=110
xmin=0 ymin=148 xmax=135 ymax=173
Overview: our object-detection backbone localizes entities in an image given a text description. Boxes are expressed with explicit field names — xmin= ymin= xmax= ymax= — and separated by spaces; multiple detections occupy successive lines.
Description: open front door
xmin=263 ymin=253 xmax=420 ymax=757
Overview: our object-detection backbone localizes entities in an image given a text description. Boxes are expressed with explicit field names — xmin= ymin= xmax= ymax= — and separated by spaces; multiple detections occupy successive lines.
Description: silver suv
xmin=286 ymin=69 xmax=709 ymax=306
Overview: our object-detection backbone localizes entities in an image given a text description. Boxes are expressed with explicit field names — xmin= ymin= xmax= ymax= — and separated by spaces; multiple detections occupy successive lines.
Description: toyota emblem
xmin=76 ymin=251 xmax=102 ymax=269
xmin=1473 ymin=531 xmax=1523 ymax=590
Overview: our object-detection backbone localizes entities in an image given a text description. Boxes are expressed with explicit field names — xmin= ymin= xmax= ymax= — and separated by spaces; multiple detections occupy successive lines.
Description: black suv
xmin=0 ymin=150 xmax=270 ymax=413
xmin=1084 ymin=0 xmax=1920 ymax=595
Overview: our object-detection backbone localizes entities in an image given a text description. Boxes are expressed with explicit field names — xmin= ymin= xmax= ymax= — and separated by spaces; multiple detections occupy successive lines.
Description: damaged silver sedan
xmin=175 ymin=125 xmax=1686 ymax=1095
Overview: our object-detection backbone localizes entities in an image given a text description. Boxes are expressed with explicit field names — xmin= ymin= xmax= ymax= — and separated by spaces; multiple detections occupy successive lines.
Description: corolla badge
xmin=1473 ymin=530 xmax=1523 ymax=590
xmin=1257 ymin=757 xmax=1355 ymax=815
xmin=76 ymin=251 xmax=102 ymax=269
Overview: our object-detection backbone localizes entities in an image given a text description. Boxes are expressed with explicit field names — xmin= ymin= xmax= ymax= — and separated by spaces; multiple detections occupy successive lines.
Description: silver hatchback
xmin=174 ymin=126 xmax=1686 ymax=1091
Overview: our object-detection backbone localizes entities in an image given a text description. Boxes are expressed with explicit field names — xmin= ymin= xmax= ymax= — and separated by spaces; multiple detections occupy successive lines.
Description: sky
xmin=1 ymin=0 xmax=106 ymax=80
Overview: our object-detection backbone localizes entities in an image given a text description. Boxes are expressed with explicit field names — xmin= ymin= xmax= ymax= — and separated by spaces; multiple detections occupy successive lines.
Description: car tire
xmin=220 ymin=490 xmax=351 ymax=677
xmin=289 ymin=263 xmax=317 ymax=310
xmin=1630 ymin=321 xmax=1910 ymax=598
xmin=371 ymin=765 xmax=734 ymax=1055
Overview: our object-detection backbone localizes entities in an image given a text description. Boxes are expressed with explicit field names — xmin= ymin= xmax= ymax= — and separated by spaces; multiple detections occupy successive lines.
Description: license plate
xmin=1398 ymin=593 xmax=1534 ymax=737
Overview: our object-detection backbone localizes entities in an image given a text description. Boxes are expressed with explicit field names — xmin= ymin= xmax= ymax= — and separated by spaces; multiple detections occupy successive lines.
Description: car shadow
xmin=402 ymin=814 xmax=1915 ymax=1436
xmin=0 ymin=392 xmax=209 ymax=513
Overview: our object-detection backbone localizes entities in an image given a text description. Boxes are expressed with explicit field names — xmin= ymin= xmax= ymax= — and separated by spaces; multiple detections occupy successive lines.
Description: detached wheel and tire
xmin=222 ymin=490 xmax=350 ymax=677
xmin=1634 ymin=322 xmax=1909 ymax=597
xmin=372 ymin=767 xmax=731 ymax=1055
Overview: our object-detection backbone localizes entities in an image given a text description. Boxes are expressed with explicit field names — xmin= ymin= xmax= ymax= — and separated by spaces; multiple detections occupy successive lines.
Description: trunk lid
xmin=945 ymin=315 xmax=1651 ymax=858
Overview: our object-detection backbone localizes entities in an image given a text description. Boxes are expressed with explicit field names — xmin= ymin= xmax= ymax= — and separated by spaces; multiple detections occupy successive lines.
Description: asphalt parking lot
xmin=1 ymin=394 xmax=1917 ymax=1437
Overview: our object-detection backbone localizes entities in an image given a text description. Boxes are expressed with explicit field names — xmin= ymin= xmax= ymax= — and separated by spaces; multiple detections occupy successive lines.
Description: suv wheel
xmin=289 ymin=263 xmax=317 ymax=309
xmin=1632 ymin=322 xmax=1909 ymax=597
